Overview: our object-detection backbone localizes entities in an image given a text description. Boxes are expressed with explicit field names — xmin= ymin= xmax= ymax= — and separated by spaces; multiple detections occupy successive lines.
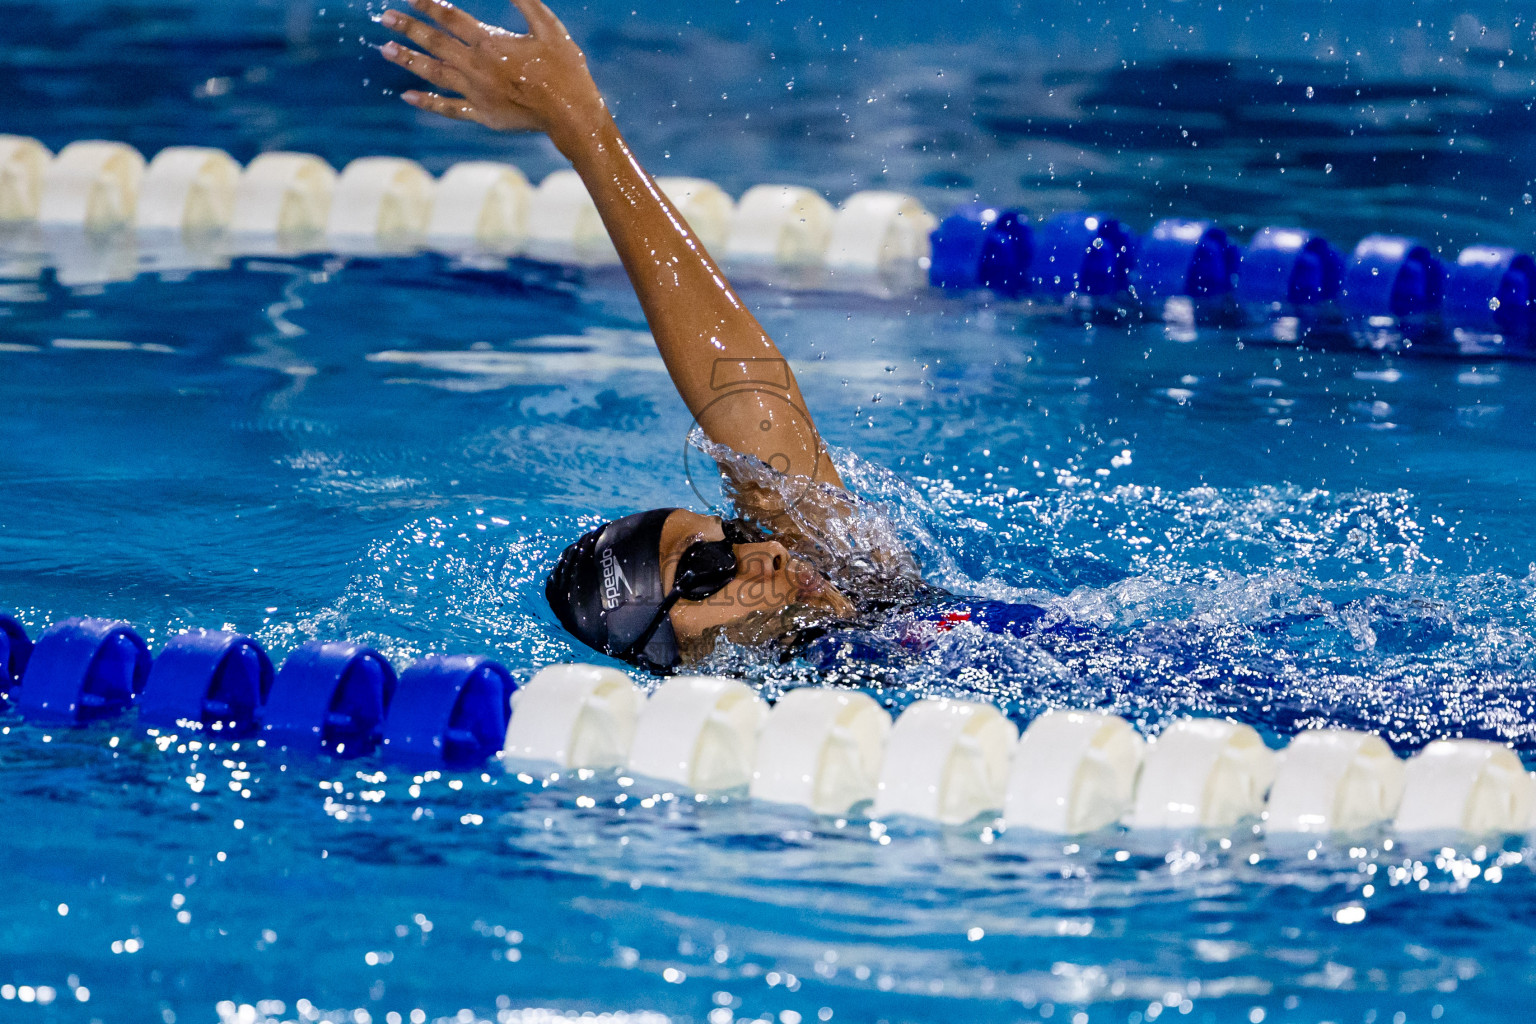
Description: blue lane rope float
xmin=1446 ymin=246 xmax=1536 ymax=340
xmin=138 ymin=628 xmax=273 ymax=735
xmin=929 ymin=204 xmax=993 ymax=291
xmin=380 ymin=655 xmax=516 ymax=769
xmin=262 ymin=640 xmax=398 ymax=758
xmin=1132 ymin=218 xmax=1242 ymax=305
xmin=16 ymin=618 xmax=152 ymax=724
xmin=1341 ymin=235 xmax=1446 ymax=324
xmin=1234 ymin=226 xmax=1345 ymax=312
xmin=2 ymin=612 xmax=1535 ymax=838
xmin=928 ymin=204 xmax=1033 ymax=296
xmin=0 ymin=613 xmax=31 ymax=700
xmin=978 ymin=209 xmax=1034 ymax=298
xmin=1028 ymin=210 xmax=1138 ymax=300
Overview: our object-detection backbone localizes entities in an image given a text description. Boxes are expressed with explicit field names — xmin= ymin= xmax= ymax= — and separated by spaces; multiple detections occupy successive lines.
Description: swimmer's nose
xmin=734 ymin=541 xmax=790 ymax=578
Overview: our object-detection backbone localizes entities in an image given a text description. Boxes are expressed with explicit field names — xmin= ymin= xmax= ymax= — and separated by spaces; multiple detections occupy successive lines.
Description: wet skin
xmin=380 ymin=0 xmax=865 ymax=651
xmin=380 ymin=0 xmax=843 ymax=488
xmin=657 ymin=510 xmax=856 ymax=651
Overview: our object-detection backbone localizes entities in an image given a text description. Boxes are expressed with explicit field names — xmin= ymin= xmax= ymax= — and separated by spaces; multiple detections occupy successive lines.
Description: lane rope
xmin=1 ymin=135 xmax=1530 ymax=351
xmin=2 ymin=613 xmax=1532 ymax=839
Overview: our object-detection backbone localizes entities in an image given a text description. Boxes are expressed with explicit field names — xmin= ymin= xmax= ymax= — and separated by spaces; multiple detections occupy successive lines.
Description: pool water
xmin=4 ymin=1 xmax=1536 ymax=1022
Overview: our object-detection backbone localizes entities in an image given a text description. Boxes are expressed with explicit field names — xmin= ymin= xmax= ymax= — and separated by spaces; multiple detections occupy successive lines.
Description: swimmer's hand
xmin=379 ymin=0 xmax=608 ymax=155
xmin=382 ymin=0 xmax=867 ymax=538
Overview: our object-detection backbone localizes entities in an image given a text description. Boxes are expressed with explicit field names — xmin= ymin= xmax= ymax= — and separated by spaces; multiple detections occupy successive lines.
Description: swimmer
xmin=381 ymin=0 xmax=1036 ymax=672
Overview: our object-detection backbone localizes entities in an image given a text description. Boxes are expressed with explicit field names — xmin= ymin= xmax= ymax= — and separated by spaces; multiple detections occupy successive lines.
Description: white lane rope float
xmin=2 ymin=134 xmax=1532 ymax=357
xmin=2 ymin=615 xmax=1533 ymax=842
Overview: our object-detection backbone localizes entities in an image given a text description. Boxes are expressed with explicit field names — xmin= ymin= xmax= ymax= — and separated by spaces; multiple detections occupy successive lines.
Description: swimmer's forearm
xmin=381 ymin=0 xmax=842 ymax=488
xmin=556 ymin=113 xmax=777 ymax=378
xmin=558 ymin=114 xmax=845 ymax=489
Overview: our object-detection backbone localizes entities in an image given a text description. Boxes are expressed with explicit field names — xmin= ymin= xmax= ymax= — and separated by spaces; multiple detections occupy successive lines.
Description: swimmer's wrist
xmin=547 ymin=101 xmax=618 ymax=160
xmin=549 ymin=103 xmax=620 ymax=161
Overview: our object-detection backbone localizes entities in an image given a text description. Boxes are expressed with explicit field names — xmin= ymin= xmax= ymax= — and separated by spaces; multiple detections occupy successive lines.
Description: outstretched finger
xmin=380 ymin=9 xmax=468 ymax=61
xmin=506 ymin=0 xmax=561 ymax=36
xmin=408 ymin=0 xmax=491 ymax=46
xmin=380 ymin=42 xmax=469 ymax=95
xmin=402 ymin=90 xmax=480 ymax=122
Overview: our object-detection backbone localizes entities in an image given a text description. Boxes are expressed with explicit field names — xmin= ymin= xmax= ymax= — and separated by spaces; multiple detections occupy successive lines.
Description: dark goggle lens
xmin=722 ymin=518 xmax=766 ymax=545
xmin=614 ymin=519 xmax=767 ymax=667
xmin=673 ymin=539 xmax=738 ymax=599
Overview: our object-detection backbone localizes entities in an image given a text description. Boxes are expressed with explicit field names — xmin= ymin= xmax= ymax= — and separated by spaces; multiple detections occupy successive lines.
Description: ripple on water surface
xmin=4 ymin=251 xmax=1536 ymax=1022
xmin=5 ymin=0 xmax=1536 ymax=1018
xmin=2 ymin=721 xmax=1534 ymax=1023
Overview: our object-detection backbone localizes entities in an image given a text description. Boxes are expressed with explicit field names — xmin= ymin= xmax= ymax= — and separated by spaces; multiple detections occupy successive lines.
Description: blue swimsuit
xmin=794 ymin=598 xmax=1051 ymax=669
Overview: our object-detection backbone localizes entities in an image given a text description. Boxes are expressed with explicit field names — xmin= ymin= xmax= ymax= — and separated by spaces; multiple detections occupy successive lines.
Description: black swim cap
xmin=546 ymin=508 xmax=683 ymax=672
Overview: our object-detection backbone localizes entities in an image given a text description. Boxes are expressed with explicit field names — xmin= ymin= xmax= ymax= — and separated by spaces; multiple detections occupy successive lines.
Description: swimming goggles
xmin=614 ymin=519 xmax=765 ymax=663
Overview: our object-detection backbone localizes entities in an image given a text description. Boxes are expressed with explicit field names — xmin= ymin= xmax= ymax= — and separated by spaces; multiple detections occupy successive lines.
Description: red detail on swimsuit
xmin=897 ymin=609 xmax=975 ymax=650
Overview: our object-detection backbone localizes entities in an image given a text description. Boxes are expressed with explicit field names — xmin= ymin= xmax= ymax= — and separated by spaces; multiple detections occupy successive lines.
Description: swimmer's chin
xmin=676 ymin=601 xmax=851 ymax=665
xmin=789 ymin=557 xmax=856 ymax=618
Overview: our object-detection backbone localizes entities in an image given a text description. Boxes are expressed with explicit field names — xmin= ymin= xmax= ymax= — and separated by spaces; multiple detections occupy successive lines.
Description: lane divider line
xmin=2 ymin=613 xmax=1533 ymax=839
xmin=4 ymin=135 xmax=1531 ymax=350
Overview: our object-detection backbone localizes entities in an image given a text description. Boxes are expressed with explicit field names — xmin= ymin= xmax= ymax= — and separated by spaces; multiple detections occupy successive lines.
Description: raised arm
xmin=381 ymin=0 xmax=844 ymax=493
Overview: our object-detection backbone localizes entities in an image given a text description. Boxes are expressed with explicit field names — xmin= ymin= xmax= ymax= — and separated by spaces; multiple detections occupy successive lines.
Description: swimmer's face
xmin=656 ymin=510 xmax=854 ymax=654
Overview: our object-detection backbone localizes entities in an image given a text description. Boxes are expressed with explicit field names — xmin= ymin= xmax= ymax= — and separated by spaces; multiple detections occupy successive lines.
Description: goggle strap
xmin=613 ymin=587 xmax=686 ymax=664
xmin=614 ymin=521 xmax=762 ymax=667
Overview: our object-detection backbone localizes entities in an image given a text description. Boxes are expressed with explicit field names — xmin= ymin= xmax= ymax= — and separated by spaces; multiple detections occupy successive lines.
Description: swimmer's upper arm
xmin=664 ymin=342 xmax=844 ymax=495
xmin=563 ymin=151 xmax=838 ymax=489
xmin=379 ymin=0 xmax=845 ymax=492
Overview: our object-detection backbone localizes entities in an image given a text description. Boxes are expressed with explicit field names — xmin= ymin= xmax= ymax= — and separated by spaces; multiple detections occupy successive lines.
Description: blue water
xmin=5 ymin=1 xmax=1536 ymax=1022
